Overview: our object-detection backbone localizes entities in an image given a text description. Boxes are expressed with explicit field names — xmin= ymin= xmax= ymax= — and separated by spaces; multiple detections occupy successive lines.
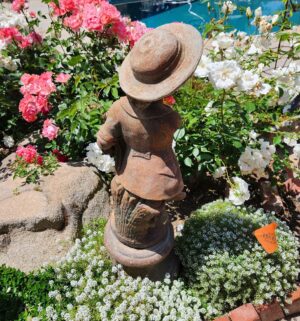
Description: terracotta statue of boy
xmin=97 ymin=22 xmax=203 ymax=279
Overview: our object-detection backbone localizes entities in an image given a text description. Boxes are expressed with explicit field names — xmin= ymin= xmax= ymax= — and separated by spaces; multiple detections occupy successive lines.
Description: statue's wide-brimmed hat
xmin=119 ymin=23 xmax=203 ymax=102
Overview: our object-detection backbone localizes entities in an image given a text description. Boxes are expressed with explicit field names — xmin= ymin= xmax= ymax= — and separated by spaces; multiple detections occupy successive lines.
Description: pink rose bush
xmin=42 ymin=119 xmax=59 ymax=140
xmin=49 ymin=0 xmax=151 ymax=47
xmin=3 ymin=0 xmax=152 ymax=183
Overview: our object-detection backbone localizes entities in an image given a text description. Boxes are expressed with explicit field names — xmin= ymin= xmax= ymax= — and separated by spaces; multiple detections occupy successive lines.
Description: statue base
xmin=104 ymin=218 xmax=180 ymax=281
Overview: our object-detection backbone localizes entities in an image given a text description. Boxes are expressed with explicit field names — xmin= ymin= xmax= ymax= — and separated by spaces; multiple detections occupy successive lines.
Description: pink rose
xmin=0 ymin=27 xmax=22 ymax=43
xmin=16 ymin=145 xmax=37 ymax=163
xmin=82 ymin=4 xmax=103 ymax=31
xmin=42 ymin=119 xmax=59 ymax=140
xmin=64 ymin=13 xmax=83 ymax=31
xmin=55 ymin=73 xmax=71 ymax=83
xmin=19 ymin=94 xmax=50 ymax=122
xmin=39 ymin=72 xmax=56 ymax=96
xmin=99 ymin=2 xmax=120 ymax=25
xmin=20 ymin=72 xmax=56 ymax=96
xmin=110 ymin=18 xmax=128 ymax=42
xmin=59 ymin=0 xmax=76 ymax=13
xmin=12 ymin=0 xmax=25 ymax=13
xmin=29 ymin=11 xmax=36 ymax=18
xmin=49 ymin=2 xmax=67 ymax=16
xmin=19 ymin=32 xmax=42 ymax=49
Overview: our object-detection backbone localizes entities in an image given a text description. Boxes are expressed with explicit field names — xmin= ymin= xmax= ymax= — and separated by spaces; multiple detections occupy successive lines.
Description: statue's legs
xmin=104 ymin=176 xmax=179 ymax=280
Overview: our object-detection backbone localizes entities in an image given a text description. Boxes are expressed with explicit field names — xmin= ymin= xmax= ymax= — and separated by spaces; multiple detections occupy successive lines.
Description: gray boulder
xmin=0 ymin=154 xmax=111 ymax=272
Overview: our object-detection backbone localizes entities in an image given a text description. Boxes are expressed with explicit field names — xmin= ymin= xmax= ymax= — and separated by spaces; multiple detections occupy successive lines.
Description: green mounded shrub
xmin=175 ymin=200 xmax=300 ymax=320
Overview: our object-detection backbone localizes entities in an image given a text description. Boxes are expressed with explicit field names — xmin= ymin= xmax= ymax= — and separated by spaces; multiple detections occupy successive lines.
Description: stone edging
xmin=213 ymin=287 xmax=300 ymax=321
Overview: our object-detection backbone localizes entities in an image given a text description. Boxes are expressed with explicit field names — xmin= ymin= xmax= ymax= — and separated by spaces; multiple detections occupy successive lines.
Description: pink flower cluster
xmin=42 ymin=119 xmax=59 ymax=140
xmin=16 ymin=145 xmax=43 ymax=165
xmin=0 ymin=27 xmax=42 ymax=49
xmin=19 ymin=72 xmax=56 ymax=122
xmin=49 ymin=0 xmax=150 ymax=46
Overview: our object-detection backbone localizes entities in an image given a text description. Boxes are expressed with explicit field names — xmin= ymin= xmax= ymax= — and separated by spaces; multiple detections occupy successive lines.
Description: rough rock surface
xmin=0 ymin=154 xmax=111 ymax=272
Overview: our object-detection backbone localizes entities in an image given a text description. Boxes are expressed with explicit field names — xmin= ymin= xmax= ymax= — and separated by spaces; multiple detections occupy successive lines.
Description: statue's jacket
xmin=97 ymin=96 xmax=184 ymax=201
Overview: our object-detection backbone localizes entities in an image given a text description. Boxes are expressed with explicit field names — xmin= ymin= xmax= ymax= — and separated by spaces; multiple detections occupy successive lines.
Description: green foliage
xmin=0 ymin=264 xmax=61 ymax=320
xmin=175 ymin=200 xmax=300 ymax=319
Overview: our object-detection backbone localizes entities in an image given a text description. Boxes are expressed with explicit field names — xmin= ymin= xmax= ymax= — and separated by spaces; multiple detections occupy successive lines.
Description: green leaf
xmin=184 ymin=157 xmax=193 ymax=167
xmin=244 ymin=102 xmax=256 ymax=113
xmin=273 ymin=135 xmax=282 ymax=145
xmin=193 ymin=147 xmax=200 ymax=157
xmin=68 ymin=55 xmax=83 ymax=66
xmin=174 ymin=128 xmax=185 ymax=140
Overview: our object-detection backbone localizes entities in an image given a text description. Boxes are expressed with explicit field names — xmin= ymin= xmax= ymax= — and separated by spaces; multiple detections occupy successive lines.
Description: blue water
xmin=142 ymin=0 xmax=300 ymax=33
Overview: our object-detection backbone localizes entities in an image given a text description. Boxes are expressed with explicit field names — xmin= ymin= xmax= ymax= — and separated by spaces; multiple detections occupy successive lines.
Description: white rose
xmin=194 ymin=55 xmax=212 ymax=78
xmin=212 ymin=32 xmax=234 ymax=50
xmin=85 ymin=142 xmax=115 ymax=173
xmin=228 ymin=177 xmax=250 ymax=205
xmin=208 ymin=60 xmax=242 ymax=90
xmin=247 ymin=44 xmax=262 ymax=55
xmin=237 ymin=70 xmax=260 ymax=92
xmin=2 ymin=135 xmax=14 ymax=148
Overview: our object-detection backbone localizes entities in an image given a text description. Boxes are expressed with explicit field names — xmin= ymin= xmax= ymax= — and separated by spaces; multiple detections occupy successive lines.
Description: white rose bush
xmin=173 ymin=0 xmax=300 ymax=208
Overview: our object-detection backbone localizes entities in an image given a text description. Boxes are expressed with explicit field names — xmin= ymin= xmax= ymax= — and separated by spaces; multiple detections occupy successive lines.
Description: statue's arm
xmin=97 ymin=103 xmax=121 ymax=151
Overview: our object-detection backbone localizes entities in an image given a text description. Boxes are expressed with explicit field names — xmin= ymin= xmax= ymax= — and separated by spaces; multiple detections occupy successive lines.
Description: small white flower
xmin=246 ymin=7 xmax=252 ymax=17
xmin=249 ymin=130 xmax=259 ymax=141
xmin=221 ymin=1 xmax=237 ymax=14
xmin=255 ymin=7 xmax=262 ymax=18
xmin=213 ymin=166 xmax=226 ymax=179
xmin=204 ymin=100 xmax=217 ymax=116
xmin=254 ymin=82 xmax=271 ymax=97
xmin=228 ymin=177 xmax=250 ymax=205
xmin=2 ymin=135 xmax=14 ymax=148
xmin=283 ymin=137 xmax=298 ymax=147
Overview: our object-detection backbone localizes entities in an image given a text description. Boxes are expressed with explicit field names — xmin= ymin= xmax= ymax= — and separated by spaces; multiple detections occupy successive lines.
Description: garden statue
xmin=97 ymin=22 xmax=203 ymax=280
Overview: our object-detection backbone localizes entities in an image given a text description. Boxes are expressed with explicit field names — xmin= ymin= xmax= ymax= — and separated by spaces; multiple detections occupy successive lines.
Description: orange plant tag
xmin=253 ymin=222 xmax=278 ymax=254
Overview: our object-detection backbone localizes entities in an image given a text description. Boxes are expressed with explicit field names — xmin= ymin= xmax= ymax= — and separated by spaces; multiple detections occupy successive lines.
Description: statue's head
xmin=119 ymin=23 xmax=203 ymax=103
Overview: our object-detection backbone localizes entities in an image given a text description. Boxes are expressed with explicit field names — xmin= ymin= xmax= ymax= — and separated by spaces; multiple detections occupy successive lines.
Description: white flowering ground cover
xmin=176 ymin=200 xmax=300 ymax=320
xmin=10 ymin=220 xmax=203 ymax=321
